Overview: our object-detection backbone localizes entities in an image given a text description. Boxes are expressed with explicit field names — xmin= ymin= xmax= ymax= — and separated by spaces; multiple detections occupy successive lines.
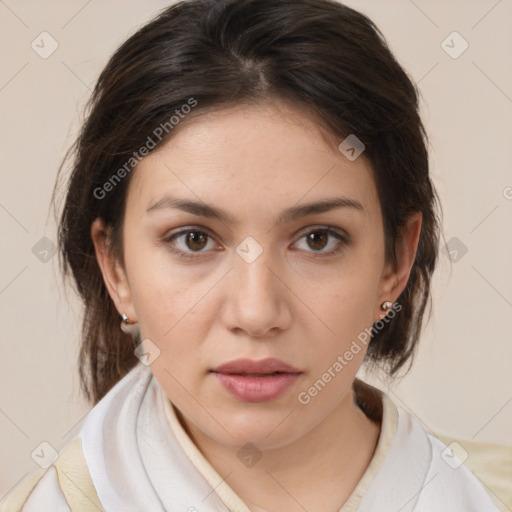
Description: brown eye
xmin=185 ymin=231 xmax=209 ymax=251
xmin=293 ymin=227 xmax=348 ymax=257
xmin=164 ymin=228 xmax=217 ymax=259
xmin=306 ymin=231 xmax=329 ymax=251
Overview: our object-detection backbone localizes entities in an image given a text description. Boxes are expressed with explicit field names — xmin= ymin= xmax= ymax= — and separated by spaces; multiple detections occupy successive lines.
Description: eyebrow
xmin=146 ymin=195 xmax=365 ymax=224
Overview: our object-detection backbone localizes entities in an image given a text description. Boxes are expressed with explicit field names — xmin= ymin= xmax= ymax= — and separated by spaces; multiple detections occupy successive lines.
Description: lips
xmin=211 ymin=357 xmax=301 ymax=375
xmin=211 ymin=358 xmax=302 ymax=402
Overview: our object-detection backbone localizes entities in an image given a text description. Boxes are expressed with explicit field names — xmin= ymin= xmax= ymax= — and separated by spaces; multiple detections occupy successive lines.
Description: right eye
xmin=163 ymin=228 xmax=219 ymax=259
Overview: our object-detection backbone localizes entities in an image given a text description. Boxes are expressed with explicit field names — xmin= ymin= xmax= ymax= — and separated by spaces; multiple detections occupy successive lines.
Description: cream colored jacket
xmin=0 ymin=364 xmax=501 ymax=512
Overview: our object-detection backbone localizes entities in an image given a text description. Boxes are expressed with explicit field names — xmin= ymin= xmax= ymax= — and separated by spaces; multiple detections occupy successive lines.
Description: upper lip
xmin=211 ymin=358 xmax=301 ymax=375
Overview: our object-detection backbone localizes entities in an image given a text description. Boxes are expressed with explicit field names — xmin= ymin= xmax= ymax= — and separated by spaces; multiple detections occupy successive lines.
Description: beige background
xmin=1 ymin=0 xmax=511 ymax=504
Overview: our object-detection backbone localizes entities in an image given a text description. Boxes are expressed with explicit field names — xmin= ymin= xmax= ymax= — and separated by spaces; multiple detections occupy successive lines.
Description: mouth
xmin=211 ymin=357 xmax=301 ymax=375
xmin=210 ymin=358 xmax=302 ymax=402
xmin=218 ymin=371 xmax=287 ymax=377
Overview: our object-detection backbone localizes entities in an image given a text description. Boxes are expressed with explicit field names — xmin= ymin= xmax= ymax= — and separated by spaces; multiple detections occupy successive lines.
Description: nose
xmin=221 ymin=248 xmax=292 ymax=338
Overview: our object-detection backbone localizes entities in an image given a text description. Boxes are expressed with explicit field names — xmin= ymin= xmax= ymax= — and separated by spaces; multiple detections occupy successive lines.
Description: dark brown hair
xmin=52 ymin=0 xmax=442 ymax=405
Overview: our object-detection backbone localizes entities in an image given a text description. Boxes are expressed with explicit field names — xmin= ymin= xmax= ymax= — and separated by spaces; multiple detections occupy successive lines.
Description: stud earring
xmin=120 ymin=313 xmax=139 ymax=337
xmin=380 ymin=301 xmax=393 ymax=310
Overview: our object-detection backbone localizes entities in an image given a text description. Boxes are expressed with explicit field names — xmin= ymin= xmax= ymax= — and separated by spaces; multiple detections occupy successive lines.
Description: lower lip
xmin=212 ymin=372 xmax=301 ymax=402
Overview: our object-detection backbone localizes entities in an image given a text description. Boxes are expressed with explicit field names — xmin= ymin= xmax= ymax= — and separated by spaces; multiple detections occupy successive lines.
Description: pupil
xmin=308 ymin=231 xmax=327 ymax=250
xmin=187 ymin=231 xmax=207 ymax=251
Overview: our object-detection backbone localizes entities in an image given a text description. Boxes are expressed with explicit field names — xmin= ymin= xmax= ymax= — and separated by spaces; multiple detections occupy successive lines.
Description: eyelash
xmin=162 ymin=226 xmax=349 ymax=261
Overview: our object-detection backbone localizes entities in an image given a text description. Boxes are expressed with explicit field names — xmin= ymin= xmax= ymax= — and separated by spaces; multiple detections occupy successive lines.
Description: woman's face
xmin=94 ymin=99 xmax=418 ymax=451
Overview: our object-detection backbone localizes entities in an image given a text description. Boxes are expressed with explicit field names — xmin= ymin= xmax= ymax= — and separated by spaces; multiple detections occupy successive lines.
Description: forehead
xmin=126 ymin=99 xmax=380 ymax=226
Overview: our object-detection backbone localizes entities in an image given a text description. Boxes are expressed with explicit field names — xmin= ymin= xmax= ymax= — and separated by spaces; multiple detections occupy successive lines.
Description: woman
xmin=1 ymin=0 xmax=500 ymax=510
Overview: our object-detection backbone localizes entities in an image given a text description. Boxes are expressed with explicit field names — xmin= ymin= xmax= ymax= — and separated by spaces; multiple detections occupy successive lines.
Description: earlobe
xmin=90 ymin=218 xmax=136 ymax=321
xmin=377 ymin=212 xmax=422 ymax=319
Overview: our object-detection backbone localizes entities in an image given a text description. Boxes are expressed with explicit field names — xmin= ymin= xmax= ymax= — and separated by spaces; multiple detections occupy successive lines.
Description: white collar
xmin=79 ymin=363 xmax=432 ymax=511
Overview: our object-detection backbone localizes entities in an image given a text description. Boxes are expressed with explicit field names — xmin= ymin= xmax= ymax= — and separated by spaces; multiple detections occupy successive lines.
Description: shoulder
xmin=1 ymin=365 xmax=150 ymax=512
xmin=0 ymin=437 xmax=100 ymax=512
xmin=393 ymin=401 xmax=500 ymax=511
xmin=416 ymin=431 xmax=501 ymax=512
xmin=0 ymin=466 xmax=70 ymax=512
xmin=358 ymin=390 xmax=500 ymax=512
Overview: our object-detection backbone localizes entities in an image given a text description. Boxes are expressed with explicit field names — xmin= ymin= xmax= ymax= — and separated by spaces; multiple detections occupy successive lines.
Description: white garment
xmin=21 ymin=467 xmax=71 ymax=512
xmin=12 ymin=363 xmax=500 ymax=511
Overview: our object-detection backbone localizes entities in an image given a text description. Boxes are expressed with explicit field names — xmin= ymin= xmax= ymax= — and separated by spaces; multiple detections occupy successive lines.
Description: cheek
xmin=125 ymin=246 xmax=218 ymax=368
xmin=125 ymin=242 xmax=199 ymax=325
xmin=295 ymin=259 xmax=382 ymax=388
xmin=308 ymin=259 xmax=381 ymax=333
xmin=296 ymin=282 xmax=376 ymax=412
xmin=308 ymin=292 xmax=373 ymax=378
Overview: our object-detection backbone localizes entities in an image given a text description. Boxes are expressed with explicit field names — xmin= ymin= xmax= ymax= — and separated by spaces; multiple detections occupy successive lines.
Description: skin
xmin=92 ymin=98 xmax=421 ymax=511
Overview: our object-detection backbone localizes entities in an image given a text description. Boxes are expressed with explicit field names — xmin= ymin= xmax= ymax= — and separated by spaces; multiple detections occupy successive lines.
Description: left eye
xmin=293 ymin=228 xmax=347 ymax=255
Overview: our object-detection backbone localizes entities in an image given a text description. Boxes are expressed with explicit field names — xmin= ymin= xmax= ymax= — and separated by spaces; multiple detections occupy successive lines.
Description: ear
xmin=376 ymin=212 xmax=422 ymax=321
xmin=90 ymin=217 xmax=137 ymax=322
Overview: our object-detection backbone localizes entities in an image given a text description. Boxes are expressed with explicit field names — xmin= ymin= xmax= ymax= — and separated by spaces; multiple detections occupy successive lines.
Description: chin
xmin=204 ymin=405 xmax=304 ymax=449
